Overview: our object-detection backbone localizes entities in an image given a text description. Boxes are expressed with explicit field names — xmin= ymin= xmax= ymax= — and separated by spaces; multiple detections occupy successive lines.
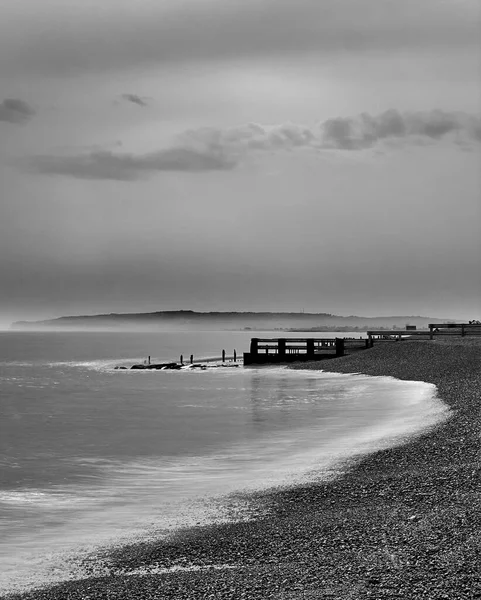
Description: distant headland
xmin=10 ymin=311 xmax=459 ymax=332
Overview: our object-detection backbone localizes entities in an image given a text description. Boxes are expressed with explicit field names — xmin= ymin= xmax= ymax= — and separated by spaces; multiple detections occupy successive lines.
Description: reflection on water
xmin=249 ymin=372 xmax=321 ymax=429
xmin=250 ymin=373 xmax=291 ymax=427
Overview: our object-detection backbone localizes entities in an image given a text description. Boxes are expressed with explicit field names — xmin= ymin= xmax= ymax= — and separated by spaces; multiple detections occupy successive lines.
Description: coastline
xmin=5 ymin=339 xmax=481 ymax=599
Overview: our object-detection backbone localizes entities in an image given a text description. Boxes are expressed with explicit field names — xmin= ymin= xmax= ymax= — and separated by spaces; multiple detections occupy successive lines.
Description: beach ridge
xmin=5 ymin=339 xmax=481 ymax=599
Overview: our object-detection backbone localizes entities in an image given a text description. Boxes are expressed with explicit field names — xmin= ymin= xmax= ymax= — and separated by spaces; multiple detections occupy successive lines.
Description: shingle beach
xmin=5 ymin=339 xmax=481 ymax=599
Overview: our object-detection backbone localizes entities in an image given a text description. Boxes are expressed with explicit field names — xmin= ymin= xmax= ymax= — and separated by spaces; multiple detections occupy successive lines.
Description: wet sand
xmin=5 ymin=339 xmax=481 ymax=599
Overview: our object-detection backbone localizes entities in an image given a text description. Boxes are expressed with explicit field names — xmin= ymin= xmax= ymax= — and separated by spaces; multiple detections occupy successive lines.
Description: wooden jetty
xmin=244 ymin=337 xmax=368 ymax=365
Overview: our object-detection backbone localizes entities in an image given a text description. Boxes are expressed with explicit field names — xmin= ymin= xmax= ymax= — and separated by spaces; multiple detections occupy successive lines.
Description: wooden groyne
xmin=243 ymin=337 xmax=368 ymax=365
xmin=117 ymin=350 xmax=239 ymax=370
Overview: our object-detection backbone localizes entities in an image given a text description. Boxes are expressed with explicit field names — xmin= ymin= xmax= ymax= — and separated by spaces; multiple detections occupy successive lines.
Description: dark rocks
xmin=129 ymin=363 xmax=181 ymax=370
xmin=122 ymin=362 xmax=236 ymax=371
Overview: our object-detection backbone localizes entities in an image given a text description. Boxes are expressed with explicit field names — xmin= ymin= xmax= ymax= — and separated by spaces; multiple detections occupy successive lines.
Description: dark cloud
xmin=26 ymin=110 xmax=480 ymax=180
xmin=28 ymin=146 xmax=237 ymax=180
xmin=319 ymin=110 xmax=477 ymax=150
xmin=0 ymin=0 xmax=477 ymax=77
xmin=0 ymin=98 xmax=35 ymax=123
xmin=121 ymin=94 xmax=149 ymax=107
xmin=187 ymin=110 xmax=480 ymax=152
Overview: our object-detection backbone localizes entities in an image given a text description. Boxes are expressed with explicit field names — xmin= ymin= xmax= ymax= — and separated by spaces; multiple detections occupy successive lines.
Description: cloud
xmin=0 ymin=0 xmax=478 ymax=77
xmin=0 ymin=98 xmax=35 ymax=123
xmin=319 ymin=110 xmax=478 ymax=150
xmin=121 ymin=94 xmax=149 ymax=107
xmin=27 ymin=110 xmax=480 ymax=180
xmin=183 ymin=110 xmax=481 ymax=152
xmin=28 ymin=146 xmax=237 ymax=181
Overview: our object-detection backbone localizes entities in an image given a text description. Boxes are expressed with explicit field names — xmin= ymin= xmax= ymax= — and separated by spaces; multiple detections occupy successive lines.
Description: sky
xmin=1 ymin=0 xmax=480 ymax=326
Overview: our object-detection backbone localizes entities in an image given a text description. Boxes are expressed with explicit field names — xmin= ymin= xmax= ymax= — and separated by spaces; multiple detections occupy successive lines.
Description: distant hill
xmin=10 ymin=311 xmax=459 ymax=331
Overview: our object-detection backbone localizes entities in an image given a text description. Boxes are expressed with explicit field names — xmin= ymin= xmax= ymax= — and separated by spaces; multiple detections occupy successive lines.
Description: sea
xmin=0 ymin=330 xmax=449 ymax=594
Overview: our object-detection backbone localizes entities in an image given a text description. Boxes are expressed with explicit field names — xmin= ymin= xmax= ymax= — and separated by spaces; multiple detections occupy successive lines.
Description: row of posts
xmin=178 ymin=350 xmax=237 ymax=365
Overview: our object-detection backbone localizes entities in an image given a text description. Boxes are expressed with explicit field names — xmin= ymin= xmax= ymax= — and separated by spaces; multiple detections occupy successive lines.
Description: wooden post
xmin=278 ymin=338 xmax=286 ymax=360
xmin=365 ymin=339 xmax=369 ymax=349
xmin=233 ymin=349 xmax=237 ymax=363
xmin=306 ymin=338 xmax=315 ymax=359
xmin=190 ymin=354 xmax=193 ymax=364
xmin=335 ymin=338 xmax=345 ymax=357
xmin=222 ymin=349 xmax=225 ymax=362
xmin=430 ymin=325 xmax=434 ymax=340
xmin=250 ymin=338 xmax=259 ymax=357
xmin=180 ymin=354 xmax=183 ymax=365
xmin=461 ymin=324 xmax=465 ymax=337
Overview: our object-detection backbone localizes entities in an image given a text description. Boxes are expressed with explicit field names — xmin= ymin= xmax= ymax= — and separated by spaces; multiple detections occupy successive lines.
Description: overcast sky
xmin=1 ymin=0 xmax=480 ymax=326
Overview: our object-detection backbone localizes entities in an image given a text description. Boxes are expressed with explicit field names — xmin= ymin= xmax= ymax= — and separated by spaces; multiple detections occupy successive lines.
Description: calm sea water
xmin=0 ymin=331 xmax=449 ymax=593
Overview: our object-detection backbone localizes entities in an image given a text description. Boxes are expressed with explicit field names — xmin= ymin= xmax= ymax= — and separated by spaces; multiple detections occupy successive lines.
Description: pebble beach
xmin=4 ymin=338 xmax=481 ymax=599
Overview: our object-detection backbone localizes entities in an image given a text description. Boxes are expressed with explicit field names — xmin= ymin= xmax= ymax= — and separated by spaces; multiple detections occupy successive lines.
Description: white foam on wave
xmin=0 ymin=361 xmax=36 ymax=367
xmin=0 ymin=488 xmax=98 ymax=508
xmin=46 ymin=358 xmax=135 ymax=372
xmin=1 ymin=358 xmax=127 ymax=372
xmin=5 ymin=372 xmax=447 ymax=529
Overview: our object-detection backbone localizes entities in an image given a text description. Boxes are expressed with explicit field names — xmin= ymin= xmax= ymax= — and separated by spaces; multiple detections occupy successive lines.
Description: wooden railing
xmin=428 ymin=323 xmax=481 ymax=339
xmin=366 ymin=330 xmax=430 ymax=344
xmin=366 ymin=324 xmax=481 ymax=345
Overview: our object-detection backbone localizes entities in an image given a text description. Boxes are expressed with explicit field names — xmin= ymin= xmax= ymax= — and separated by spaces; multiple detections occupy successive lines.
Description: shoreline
xmin=5 ymin=339 xmax=481 ymax=599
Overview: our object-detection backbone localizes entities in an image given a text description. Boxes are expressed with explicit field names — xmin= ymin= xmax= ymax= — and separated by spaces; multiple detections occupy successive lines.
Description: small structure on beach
xmin=243 ymin=337 xmax=369 ymax=365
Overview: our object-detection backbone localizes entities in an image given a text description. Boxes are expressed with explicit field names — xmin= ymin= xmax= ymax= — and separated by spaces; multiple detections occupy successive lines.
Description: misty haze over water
xmin=8 ymin=310 xmax=460 ymax=333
